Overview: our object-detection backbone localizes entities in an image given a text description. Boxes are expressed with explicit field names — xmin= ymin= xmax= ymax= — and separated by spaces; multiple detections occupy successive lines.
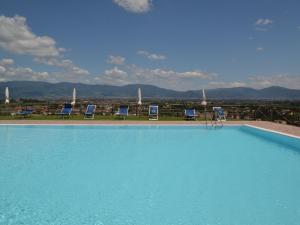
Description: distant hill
xmin=0 ymin=81 xmax=300 ymax=100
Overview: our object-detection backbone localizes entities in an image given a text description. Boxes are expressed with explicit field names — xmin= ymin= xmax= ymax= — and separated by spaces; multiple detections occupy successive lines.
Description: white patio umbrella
xmin=5 ymin=87 xmax=9 ymax=104
xmin=201 ymin=89 xmax=208 ymax=125
xmin=71 ymin=88 xmax=76 ymax=106
xmin=201 ymin=88 xmax=207 ymax=106
xmin=137 ymin=88 xmax=142 ymax=106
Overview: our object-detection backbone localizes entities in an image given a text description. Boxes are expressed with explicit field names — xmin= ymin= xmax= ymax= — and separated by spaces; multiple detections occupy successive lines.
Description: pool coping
xmin=0 ymin=120 xmax=300 ymax=139
xmin=244 ymin=124 xmax=300 ymax=140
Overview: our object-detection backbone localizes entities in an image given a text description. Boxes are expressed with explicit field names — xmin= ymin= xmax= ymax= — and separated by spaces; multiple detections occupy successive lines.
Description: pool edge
xmin=244 ymin=124 xmax=300 ymax=140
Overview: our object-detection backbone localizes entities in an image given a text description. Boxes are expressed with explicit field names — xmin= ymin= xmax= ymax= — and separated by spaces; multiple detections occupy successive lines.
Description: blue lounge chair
xmin=17 ymin=106 xmax=33 ymax=117
xmin=185 ymin=109 xmax=197 ymax=120
xmin=116 ymin=105 xmax=129 ymax=119
xmin=57 ymin=103 xmax=73 ymax=118
xmin=84 ymin=105 xmax=96 ymax=119
xmin=213 ymin=107 xmax=226 ymax=121
xmin=149 ymin=105 xmax=158 ymax=120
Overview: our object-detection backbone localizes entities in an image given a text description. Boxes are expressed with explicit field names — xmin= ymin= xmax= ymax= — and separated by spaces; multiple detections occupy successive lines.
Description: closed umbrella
xmin=201 ymin=88 xmax=207 ymax=106
xmin=71 ymin=88 xmax=76 ymax=106
xmin=5 ymin=87 xmax=9 ymax=104
xmin=137 ymin=88 xmax=142 ymax=106
xmin=201 ymin=89 xmax=208 ymax=125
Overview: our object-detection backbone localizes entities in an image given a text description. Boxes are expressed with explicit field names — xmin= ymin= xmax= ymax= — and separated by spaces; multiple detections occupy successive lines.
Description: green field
xmin=0 ymin=114 xmax=199 ymax=121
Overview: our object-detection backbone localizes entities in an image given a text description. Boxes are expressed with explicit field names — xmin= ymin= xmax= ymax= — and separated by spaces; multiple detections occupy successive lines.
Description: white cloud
xmin=113 ymin=0 xmax=152 ymax=13
xmin=34 ymin=57 xmax=72 ymax=68
xmin=0 ymin=57 xmax=91 ymax=83
xmin=248 ymin=74 xmax=300 ymax=89
xmin=256 ymin=47 xmax=264 ymax=51
xmin=207 ymin=81 xmax=247 ymax=89
xmin=254 ymin=18 xmax=273 ymax=31
xmin=206 ymin=75 xmax=300 ymax=90
xmin=95 ymin=67 xmax=129 ymax=85
xmin=0 ymin=65 xmax=6 ymax=73
xmin=137 ymin=50 xmax=166 ymax=60
xmin=0 ymin=15 xmax=62 ymax=57
xmin=0 ymin=58 xmax=14 ymax=66
xmin=179 ymin=71 xmax=216 ymax=79
xmin=127 ymin=65 xmax=216 ymax=90
xmin=34 ymin=57 xmax=90 ymax=75
xmin=72 ymin=66 xmax=90 ymax=75
xmin=0 ymin=63 xmax=49 ymax=82
xmin=104 ymin=67 xmax=127 ymax=77
xmin=2 ymin=56 xmax=300 ymax=90
xmin=0 ymin=15 xmax=89 ymax=80
xmin=255 ymin=18 xmax=273 ymax=26
xmin=93 ymin=63 xmax=217 ymax=90
xmin=107 ymin=55 xmax=126 ymax=65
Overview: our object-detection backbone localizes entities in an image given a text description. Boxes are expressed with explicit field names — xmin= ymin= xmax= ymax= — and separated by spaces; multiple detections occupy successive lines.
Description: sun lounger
xmin=213 ymin=107 xmax=226 ymax=121
xmin=57 ymin=103 xmax=73 ymax=118
xmin=16 ymin=106 xmax=33 ymax=117
xmin=149 ymin=105 xmax=158 ymax=120
xmin=116 ymin=105 xmax=129 ymax=119
xmin=185 ymin=109 xmax=197 ymax=120
xmin=84 ymin=105 xmax=96 ymax=119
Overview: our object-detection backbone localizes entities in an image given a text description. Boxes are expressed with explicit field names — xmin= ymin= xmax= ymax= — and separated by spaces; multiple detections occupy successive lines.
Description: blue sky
xmin=0 ymin=0 xmax=299 ymax=90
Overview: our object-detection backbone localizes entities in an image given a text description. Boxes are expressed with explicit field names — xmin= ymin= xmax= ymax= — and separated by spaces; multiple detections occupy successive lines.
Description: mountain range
xmin=0 ymin=81 xmax=300 ymax=100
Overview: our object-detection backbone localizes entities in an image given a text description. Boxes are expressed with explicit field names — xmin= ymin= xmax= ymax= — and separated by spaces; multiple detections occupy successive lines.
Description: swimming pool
xmin=0 ymin=125 xmax=300 ymax=225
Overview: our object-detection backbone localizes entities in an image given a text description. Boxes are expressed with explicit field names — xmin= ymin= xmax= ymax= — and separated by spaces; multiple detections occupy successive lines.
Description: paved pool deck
xmin=0 ymin=120 xmax=300 ymax=138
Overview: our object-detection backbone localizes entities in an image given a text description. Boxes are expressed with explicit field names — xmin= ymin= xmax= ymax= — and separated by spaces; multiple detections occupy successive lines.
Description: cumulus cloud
xmin=137 ymin=50 xmax=166 ymax=60
xmin=34 ymin=57 xmax=90 ymax=75
xmin=0 ymin=58 xmax=14 ymax=66
xmin=255 ymin=18 xmax=273 ymax=26
xmin=0 ymin=60 xmax=49 ymax=82
xmin=248 ymin=74 xmax=300 ymax=89
xmin=256 ymin=47 xmax=264 ymax=51
xmin=71 ymin=66 xmax=90 ymax=75
xmin=207 ymin=81 xmax=247 ymax=89
xmin=92 ymin=63 xmax=217 ymax=90
xmin=0 ymin=15 xmax=89 ymax=79
xmin=0 ymin=15 xmax=62 ymax=57
xmin=107 ymin=55 xmax=126 ymax=65
xmin=0 ymin=57 xmax=92 ymax=83
xmin=0 ymin=65 xmax=6 ymax=73
xmin=135 ymin=68 xmax=215 ymax=79
xmin=104 ymin=67 xmax=127 ymax=77
xmin=34 ymin=57 xmax=72 ymax=68
xmin=254 ymin=18 xmax=273 ymax=31
xmin=95 ymin=67 xmax=129 ymax=85
xmin=134 ymin=66 xmax=216 ymax=90
xmin=206 ymin=75 xmax=300 ymax=90
xmin=2 ymin=56 xmax=300 ymax=90
xmin=113 ymin=0 xmax=152 ymax=13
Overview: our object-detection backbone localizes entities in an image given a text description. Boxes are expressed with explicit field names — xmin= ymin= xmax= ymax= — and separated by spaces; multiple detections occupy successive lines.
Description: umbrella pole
xmin=204 ymin=105 xmax=207 ymax=126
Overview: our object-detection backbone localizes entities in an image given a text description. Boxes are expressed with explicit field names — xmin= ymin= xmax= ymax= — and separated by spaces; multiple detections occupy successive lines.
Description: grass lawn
xmin=0 ymin=114 xmax=201 ymax=121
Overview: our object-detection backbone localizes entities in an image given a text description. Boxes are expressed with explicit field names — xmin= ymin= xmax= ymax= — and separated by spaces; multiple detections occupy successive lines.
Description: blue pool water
xmin=0 ymin=125 xmax=300 ymax=225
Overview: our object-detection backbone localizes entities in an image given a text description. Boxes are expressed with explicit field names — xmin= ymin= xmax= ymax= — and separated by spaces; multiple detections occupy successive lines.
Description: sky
xmin=0 ymin=0 xmax=300 ymax=91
